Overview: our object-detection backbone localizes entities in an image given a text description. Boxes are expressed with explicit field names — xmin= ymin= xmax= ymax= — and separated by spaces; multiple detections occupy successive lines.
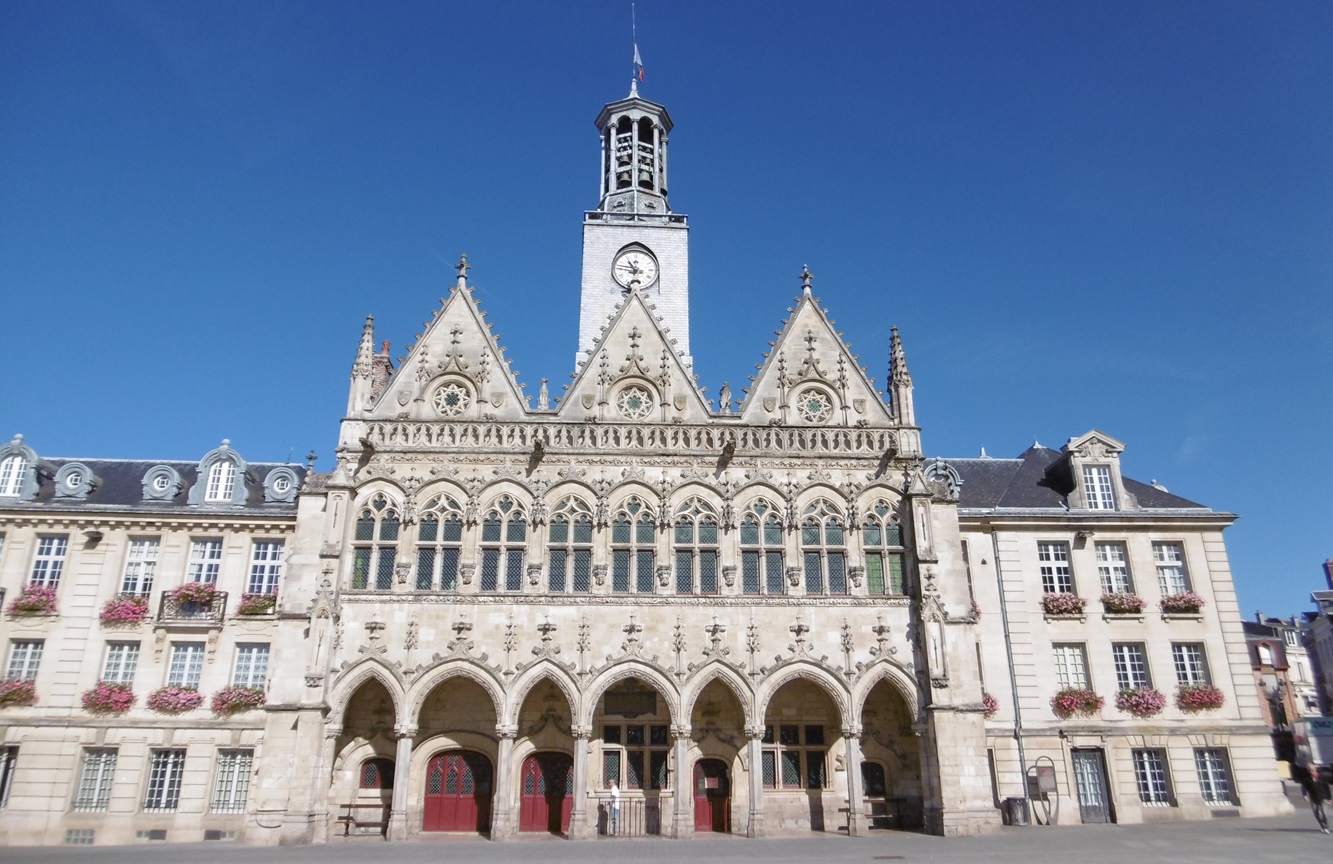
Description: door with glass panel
xmin=1071 ymin=749 xmax=1113 ymax=824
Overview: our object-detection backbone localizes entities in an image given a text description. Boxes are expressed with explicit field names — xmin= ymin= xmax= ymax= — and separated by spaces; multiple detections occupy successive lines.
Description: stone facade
xmin=0 ymin=83 xmax=1290 ymax=846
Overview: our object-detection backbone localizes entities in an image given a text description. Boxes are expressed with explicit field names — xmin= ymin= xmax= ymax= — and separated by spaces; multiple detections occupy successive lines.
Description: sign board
xmin=1026 ymin=764 xmax=1057 ymax=798
xmin=1294 ymin=717 xmax=1333 ymax=766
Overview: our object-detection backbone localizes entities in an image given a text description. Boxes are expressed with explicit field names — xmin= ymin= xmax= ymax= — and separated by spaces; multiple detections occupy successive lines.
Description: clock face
xmin=612 ymin=249 xmax=658 ymax=289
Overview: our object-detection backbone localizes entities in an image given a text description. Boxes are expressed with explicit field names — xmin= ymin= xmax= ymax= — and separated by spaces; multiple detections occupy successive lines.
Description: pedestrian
xmin=609 ymin=780 xmax=621 ymax=836
xmin=1295 ymin=763 xmax=1330 ymax=833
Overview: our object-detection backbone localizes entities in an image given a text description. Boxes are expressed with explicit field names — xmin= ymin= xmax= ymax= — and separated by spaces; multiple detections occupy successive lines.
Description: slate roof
xmin=947 ymin=445 xmax=1207 ymax=512
xmin=5 ymin=457 xmax=304 ymax=515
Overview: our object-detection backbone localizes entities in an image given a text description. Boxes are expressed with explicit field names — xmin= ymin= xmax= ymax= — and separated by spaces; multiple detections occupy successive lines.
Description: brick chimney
xmin=370 ymin=341 xmax=394 ymax=402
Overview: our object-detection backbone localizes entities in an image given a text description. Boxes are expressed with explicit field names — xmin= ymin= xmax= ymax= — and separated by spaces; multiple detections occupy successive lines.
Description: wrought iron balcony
xmin=157 ymin=591 xmax=227 ymax=625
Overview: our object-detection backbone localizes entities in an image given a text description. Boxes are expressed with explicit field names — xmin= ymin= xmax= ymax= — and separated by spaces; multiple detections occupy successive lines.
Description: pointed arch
xmin=505 ymin=661 xmax=582 ymax=727
xmin=329 ymin=659 xmax=407 ymax=725
xmin=853 ymin=661 xmax=921 ymax=722
xmin=581 ymin=660 xmax=681 ymax=728
xmin=406 ymin=658 xmax=506 ymax=724
xmin=680 ymin=661 xmax=755 ymax=727
xmin=756 ymin=661 xmax=852 ymax=724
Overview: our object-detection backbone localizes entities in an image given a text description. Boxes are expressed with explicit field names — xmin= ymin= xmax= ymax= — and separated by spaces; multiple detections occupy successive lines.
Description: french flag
xmin=633 ymin=43 xmax=645 ymax=81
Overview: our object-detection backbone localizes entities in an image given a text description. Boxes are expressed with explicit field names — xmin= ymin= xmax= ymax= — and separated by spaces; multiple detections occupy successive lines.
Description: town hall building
xmin=0 ymin=79 xmax=1289 ymax=846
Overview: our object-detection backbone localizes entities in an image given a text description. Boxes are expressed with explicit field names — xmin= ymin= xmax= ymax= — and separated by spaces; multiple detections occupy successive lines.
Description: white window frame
xmin=119 ymin=538 xmax=160 ymax=595
xmin=1111 ymin=643 xmax=1151 ymax=690
xmin=102 ymin=642 xmax=140 ymax=684
xmin=29 ymin=535 xmax=68 ymax=587
xmin=167 ymin=642 xmax=205 ymax=688
xmin=0 ymin=456 xmax=23 ymax=497
xmin=205 ymin=460 xmax=235 ymax=502
xmin=1053 ymin=643 xmax=1090 ymax=689
xmin=1172 ymin=643 xmax=1210 ymax=685
xmin=6 ymin=641 xmax=42 ymax=681
xmin=188 ymin=539 xmax=223 ymax=584
xmin=1095 ymin=541 xmax=1133 ymax=594
xmin=232 ymin=644 xmax=269 ymax=689
xmin=1082 ymin=465 xmax=1115 ymax=510
xmin=73 ymin=748 xmax=118 ymax=812
xmin=0 ymin=746 xmax=16 ymax=809
xmin=247 ymin=541 xmax=284 ymax=595
xmin=1194 ymin=748 xmax=1234 ymax=804
xmin=1153 ymin=541 xmax=1191 ymax=594
xmin=212 ymin=749 xmax=254 ymax=814
xmin=1132 ymin=748 xmax=1172 ymax=806
xmin=1038 ymin=542 xmax=1074 ymax=594
xmin=143 ymin=750 xmax=186 ymax=812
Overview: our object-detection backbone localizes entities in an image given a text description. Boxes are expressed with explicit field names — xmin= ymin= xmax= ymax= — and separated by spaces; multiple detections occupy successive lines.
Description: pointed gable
xmin=367 ymin=278 xmax=530 ymax=423
xmin=737 ymin=290 xmax=893 ymax=428
xmin=556 ymin=288 xmax=710 ymax=423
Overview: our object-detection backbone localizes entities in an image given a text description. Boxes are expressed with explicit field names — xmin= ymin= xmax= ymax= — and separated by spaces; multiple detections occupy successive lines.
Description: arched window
xmin=862 ymin=500 xmax=907 ymax=595
xmin=673 ymin=498 xmax=719 ymax=595
xmin=611 ymin=496 xmax=655 ymax=594
xmin=480 ymin=496 xmax=526 ymax=592
xmin=548 ymin=497 xmax=594 ymax=594
xmin=359 ymin=758 xmax=395 ymax=790
xmin=740 ymin=499 xmax=785 ymax=596
xmin=801 ymin=500 xmax=847 ymax=595
xmin=351 ymin=494 xmax=399 ymax=591
xmin=205 ymin=459 xmax=236 ymax=502
xmin=415 ymin=495 xmax=464 ymax=591
xmin=0 ymin=455 xmax=25 ymax=497
xmin=1258 ymin=644 xmax=1274 ymax=666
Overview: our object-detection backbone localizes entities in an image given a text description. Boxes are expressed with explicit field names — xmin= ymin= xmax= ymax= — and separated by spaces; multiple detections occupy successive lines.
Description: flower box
xmin=982 ymin=692 xmax=999 ymax=719
xmin=1101 ymin=592 xmax=1147 ymax=615
xmin=146 ymin=686 xmax=203 ymax=714
xmin=100 ymin=594 xmax=150 ymax=626
xmin=1176 ymin=683 xmax=1225 ymax=713
xmin=1115 ymin=686 xmax=1166 ymax=718
xmin=1160 ymin=592 xmax=1206 ymax=615
xmin=159 ymin=586 xmax=226 ymax=623
xmin=211 ymin=686 xmax=266 ymax=716
xmin=971 ymin=599 xmax=982 ymax=619
xmin=169 ymin=582 xmax=218 ymax=605
xmin=82 ymin=681 xmax=135 ymax=715
xmin=236 ymin=593 xmax=277 ymax=616
xmin=1041 ymin=592 xmax=1087 ymax=616
xmin=7 ymin=584 xmax=58 ymax=616
xmin=0 ymin=679 xmax=37 ymax=709
xmin=1051 ymin=687 xmax=1103 ymax=719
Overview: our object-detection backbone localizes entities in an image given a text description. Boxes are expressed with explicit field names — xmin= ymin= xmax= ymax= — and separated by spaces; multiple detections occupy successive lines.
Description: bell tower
xmin=578 ymin=81 xmax=691 ymax=369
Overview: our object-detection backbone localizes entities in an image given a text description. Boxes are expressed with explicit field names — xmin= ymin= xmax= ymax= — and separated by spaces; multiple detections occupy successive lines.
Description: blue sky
xmin=2 ymin=1 xmax=1329 ymax=617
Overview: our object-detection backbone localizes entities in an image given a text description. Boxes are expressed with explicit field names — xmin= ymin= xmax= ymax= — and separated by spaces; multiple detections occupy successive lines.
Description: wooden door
xmin=519 ymin=752 xmax=573 ymax=834
xmin=1071 ymin=749 xmax=1113 ymax=824
xmin=693 ymin=759 xmax=730 ymax=833
xmin=422 ymin=750 xmax=492 ymax=833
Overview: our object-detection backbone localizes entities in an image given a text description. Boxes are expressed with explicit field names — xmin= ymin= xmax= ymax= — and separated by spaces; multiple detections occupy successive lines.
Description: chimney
xmin=370 ymin=342 xmax=394 ymax=402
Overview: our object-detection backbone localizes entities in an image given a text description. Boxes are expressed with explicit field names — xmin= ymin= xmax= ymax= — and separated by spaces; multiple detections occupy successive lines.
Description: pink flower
xmin=210 ymin=686 xmax=266 ymax=716
xmin=99 ymin=594 xmax=150 ymax=626
xmin=7 ymin=584 xmax=58 ymax=616
xmin=168 ymin=582 xmax=217 ymax=605
xmin=236 ymin=593 xmax=277 ymax=616
xmin=982 ymin=692 xmax=999 ymax=719
xmin=1115 ymin=687 xmax=1166 ymax=718
xmin=1101 ymin=592 xmax=1147 ymax=614
xmin=1160 ymin=592 xmax=1206 ymax=614
xmin=1051 ymin=687 xmax=1103 ymax=719
xmin=82 ymin=682 xmax=135 ymax=715
xmin=1041 ymin=592 xmax=1087 ymax=616
xmin=1176 ymin=684 xmax=1225 ymax=713
xmin=146 ymin=686 xmax=203 ymax=714
xmin=0 ymin=679 xmax=37 ymax=708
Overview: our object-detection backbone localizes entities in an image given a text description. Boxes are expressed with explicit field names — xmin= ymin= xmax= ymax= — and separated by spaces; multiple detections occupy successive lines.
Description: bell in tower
xmin=594 ymin=86 xmax=672 ymax=217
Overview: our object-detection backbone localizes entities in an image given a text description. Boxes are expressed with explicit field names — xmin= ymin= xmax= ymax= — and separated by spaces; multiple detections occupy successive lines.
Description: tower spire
xmin=347 ymin=315 xmax=376 ymax=414
xmin=889 ymin=325 xmax=915 ymax=426
xmin=631 ymin=3 xmax=645 ymax=94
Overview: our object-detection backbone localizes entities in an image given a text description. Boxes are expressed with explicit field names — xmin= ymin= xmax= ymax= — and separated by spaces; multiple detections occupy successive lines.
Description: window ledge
xmin=1161 ymin=613 xmax=1204 ymax=622
xmin=1043 ymin=613 xmax=1087 ymax=623
xmin=1102 ymin=613 xmax=1146 ymax=622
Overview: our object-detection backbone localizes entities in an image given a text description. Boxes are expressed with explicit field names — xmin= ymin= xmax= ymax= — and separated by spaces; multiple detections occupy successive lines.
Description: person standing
xmin=609 ymin=780 xmax=621 ymax=837
xmin=1295 ymin=763 xmax=1330 ymax=833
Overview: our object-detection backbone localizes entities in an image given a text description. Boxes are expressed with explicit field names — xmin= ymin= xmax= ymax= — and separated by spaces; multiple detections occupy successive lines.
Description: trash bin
xmin=1004 ymin=797 xmax=1030 ymax=826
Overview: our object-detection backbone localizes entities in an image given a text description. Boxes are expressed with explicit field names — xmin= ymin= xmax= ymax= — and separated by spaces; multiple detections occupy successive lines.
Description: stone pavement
xmin=4 ymin=814 xmax=1330 ymax=864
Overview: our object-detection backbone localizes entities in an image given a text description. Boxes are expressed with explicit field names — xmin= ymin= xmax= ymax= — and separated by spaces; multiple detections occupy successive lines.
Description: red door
xmin=422 ymin=750 xmax=492 ymax=833
xmin=693 ymin=759 xmax=730 ymax=832
xmin=519 ymin=752 xmax=573 ymax=833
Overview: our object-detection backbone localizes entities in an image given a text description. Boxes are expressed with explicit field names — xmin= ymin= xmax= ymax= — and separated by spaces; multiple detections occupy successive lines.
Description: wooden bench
xmin=336 ymin=803 xmax=389 ymax=838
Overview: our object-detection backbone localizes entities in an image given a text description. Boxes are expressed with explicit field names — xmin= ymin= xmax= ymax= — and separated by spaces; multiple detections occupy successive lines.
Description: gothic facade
xmin=0 ymin=83 xmax=1289 ymax=846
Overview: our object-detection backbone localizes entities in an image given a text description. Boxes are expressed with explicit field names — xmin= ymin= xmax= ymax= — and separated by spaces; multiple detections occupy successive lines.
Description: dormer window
xmin=1082 ymin=465 xmax=1115 ymax=510
xmin=0 ymin=455 xmax=24 ymax=497
xmin=205 ymin=460 xmax=236 ymax=502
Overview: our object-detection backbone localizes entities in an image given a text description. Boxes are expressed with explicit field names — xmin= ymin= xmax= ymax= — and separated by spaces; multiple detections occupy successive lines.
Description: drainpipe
xmin=991 ymin=528 xmax=1031 ymax=824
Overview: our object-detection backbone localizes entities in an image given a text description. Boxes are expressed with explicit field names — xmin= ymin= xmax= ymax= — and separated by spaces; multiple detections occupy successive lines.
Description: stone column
xmin=388 ymin=725 xmax=416 ymax=840
xmin=600 ymin=128 xmax=608 ymax=200
xmin=842 ymin=725 xmax=865 ymax=837
xmin=490 ymin=725 xmax=517 ymax=840
xmin=569 ymin=726 xmax=592 ymax=840
xmin=651 ymin=124 xmax=662 ymax=193
xmin=746 ymin=725 xmax=766 ymax=837
xmin=671 ymin=725 xmax=693 ymax=838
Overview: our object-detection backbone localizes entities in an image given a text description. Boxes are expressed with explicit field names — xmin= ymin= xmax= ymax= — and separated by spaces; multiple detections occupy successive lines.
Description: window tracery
xmin=615 ymin=384 xmax=655 ymax=420
xmin=801 ymin=500 xmax=847 ymax=595
xmin=673 ymin=498 xmax=719 ymax=595
xmin=741 ymin=499 xmax=786 ymax=595
xmin=415 ymin=495 xmax=465 ymax=591
xmin=795 ymin=388 xmax=833 ymax=424
xmin=480 ymin=495 xmax=526 ymax=592
xmin=862 ymin=500 xmax=907 ymax=595
xmin=611 ymin=496 xmax=655 ymax=594
xmin=548 ymin=497 xmax=594 ymax=594
xmin=352 ymin=494 xmax=400 ymax=591
xmin=432 ymin=381 xmax=472 ymax=417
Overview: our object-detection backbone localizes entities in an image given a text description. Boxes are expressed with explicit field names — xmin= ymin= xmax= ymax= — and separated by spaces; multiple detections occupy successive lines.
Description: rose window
xmin=432 ymin=382 xmax=472 ymax=417
xmin=796 ymin=388 xmax=833 ymax=423
xmin=615 ymin=385 xmax=654 ymax=420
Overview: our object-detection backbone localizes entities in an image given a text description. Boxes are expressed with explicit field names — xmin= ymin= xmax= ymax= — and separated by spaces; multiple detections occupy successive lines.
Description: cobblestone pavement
xmin=5 ymin=813 xmax=1330 ymax=864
